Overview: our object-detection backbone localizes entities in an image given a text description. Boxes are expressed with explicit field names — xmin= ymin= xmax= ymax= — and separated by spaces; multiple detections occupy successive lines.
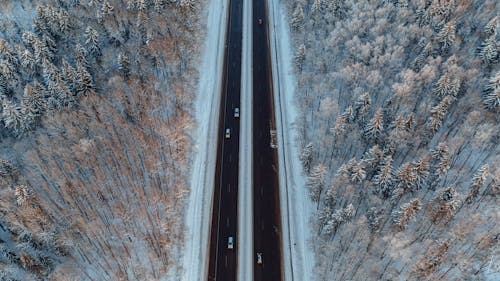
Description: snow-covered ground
xmin=182 ymin=0 xmax=229 ymax=280
xmin=268 ymin=0 xmax=315 ymax=280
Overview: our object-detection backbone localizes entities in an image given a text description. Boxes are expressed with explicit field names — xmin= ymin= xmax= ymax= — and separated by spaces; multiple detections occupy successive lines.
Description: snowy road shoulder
xmin=182 ymin=0 xmax=229 ymax=280
xmin=267 ymin=0 xmax=315 ymax=280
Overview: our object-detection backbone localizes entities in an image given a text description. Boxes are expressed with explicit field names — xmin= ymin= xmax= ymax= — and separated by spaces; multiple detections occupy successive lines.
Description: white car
xmin=256 ymin=252 xmax=263 ymax=264
xmin=228 ymin=236 xmax=234 ymax=249
xmin=234 ymin=107 xmax=240 ymax=118
xmin=225 ymin=128 xmax=231 ymax=139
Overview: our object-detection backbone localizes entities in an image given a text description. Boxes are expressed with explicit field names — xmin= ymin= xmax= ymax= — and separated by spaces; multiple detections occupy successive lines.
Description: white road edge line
xmin=238 ymin=0 xmax=253 ymax=279
xmin=182 ymin=0 xmax=229 ymax=280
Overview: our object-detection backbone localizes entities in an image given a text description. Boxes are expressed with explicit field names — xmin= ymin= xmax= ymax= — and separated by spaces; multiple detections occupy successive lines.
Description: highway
xmin=207 ymin=0 xmax=242 ymax=279
xmin=252 ymin=0 xmax=283 ymax=280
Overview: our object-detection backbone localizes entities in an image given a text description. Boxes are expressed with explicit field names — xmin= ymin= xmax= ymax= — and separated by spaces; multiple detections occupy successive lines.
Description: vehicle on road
xmin=234 ymin=107 xmax=240 ymax=118
xmin=258 ymin=18 xmax=263 ymax=25
xmin=228 ymin=236 xmax=234 ymax=249
xmin=225 ymin=128 xmax=231 ymax=139
xmin=256 ymin=252 xmax=263 ymax=264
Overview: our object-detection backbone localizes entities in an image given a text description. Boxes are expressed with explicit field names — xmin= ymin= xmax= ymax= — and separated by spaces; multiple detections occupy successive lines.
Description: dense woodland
xmin=0 ymin=0 xmax=203 ymax=279
xmin=286 ymin=0 xmax=498 ymax=280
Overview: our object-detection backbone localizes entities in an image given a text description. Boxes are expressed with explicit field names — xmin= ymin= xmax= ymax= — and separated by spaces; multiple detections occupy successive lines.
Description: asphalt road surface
xmin=207 ymin=0 xmax=242 ymax=280
xmin=252 ymin=0 xmax=283 ymax=280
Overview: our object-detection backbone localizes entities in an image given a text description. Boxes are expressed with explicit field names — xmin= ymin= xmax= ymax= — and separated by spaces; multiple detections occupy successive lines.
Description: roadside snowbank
xmin=182 ymin=0 xmax=229 ymax=280
xmin=268 ymin=0 xmax=315 ymax=280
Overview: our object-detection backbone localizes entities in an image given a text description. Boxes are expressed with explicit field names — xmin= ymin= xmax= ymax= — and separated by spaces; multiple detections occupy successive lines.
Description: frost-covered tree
xmin=484 ymin=16 xmax=498 ymax=35
xmin=306 ymin=163 xmax=327 ymax=206
xmin=341 ymin=105 xmax=355 ymax=123
xmin=479 ymin=34 xmax=499 ymax=65
xmin=0 ymin=40 xmax=18 ymax=66
xmin=2 ymin=99 xmax=23 ymax=135
xmin=300 ymin=142 xmax=313 ymax=174
xmin=396 ymin=162 xmax=416 ymax=192
xmin=323 ymin=203 xmax=354 ymax=236
xmin=22 ymin=83 xmax=45 ymax=115
xmin=353 ymin=92 xmax=371 ymax=124
xmin=75 ymin=44 xmax=89 ymax=68
xmin=19 ymin=48 xmax=36 ymax=75
xmin=101 ymin=1 xmax=114 ymax=16
xmin=431 ymin=186 xmax=460 ymax=223
xmin=118 ymin=52 xmax=130 ymax=77
xmin=373 ymin=155 xmax=394 ymax=198
xmin=0 ymin=159 xmax=18 ymax=179
xmin=85 ymin=26 xmax=101 ymax=58
xmin=392 ymin=198 xmax=421 ymax=231
xmin=15 ymin=185 xmax=33 ymax=206
xmin=366 ymin=207 xmax=381 ymax=234
xmin=76 ymin=62 xmax=94 ymax=96
xmin=295 ymin=44 xmax=306 ymax=71
xmin=413 ymin=156 xmax=430 ymax=191
xmin=364 ymin=108 xmax=384 ymax=143
xmin=482 ymin=71 xmax=499 ymax=111
xmin=436 ymin=21 xmax=456 ymax=53
xmin=433 ymin=73 xmax=460 ymax=99
xmin=465 ymin=164 xmax=490 ymax=204
xmin=350 ymin=161 xmax=366 ymax=183
xmin=291 ymin=4 xmax=304 ymax=30
xmin=427 ymin=95 xmax=453 ymax=134
xmin=62 ymin=59 xmax=77 ymax=92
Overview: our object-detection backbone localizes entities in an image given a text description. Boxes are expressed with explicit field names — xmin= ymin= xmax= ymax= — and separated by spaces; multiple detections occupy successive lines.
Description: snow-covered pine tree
xmin=0 ymin=159 xmax=18 ymax=179
xmin=101 ymin=1 xmax=114 ymax=16
xmin=413 ymin=156 xmax=430 ymax=191
xmin=74 ymin=44 xmax=89 ymax=69
xmin=366 ymin=207 xmax=381 ymax=234
xmin=21 ymin=31 xmax=36 ymax=50
xmin=364 ymin=108 xmax=384 ymax=143
xmin=76 ymin=62 xmax=94 ymax=96
xmin=300 ymin=142 xmax=313 ymax=174
xmin=15 ymin=185 xmax=33 ymax=206
xmin=353 ymin=92 xmax=372 ymax=126
xmin=55 ymin=75 xmax=76 ymax=108
xmin=436 ymin=21 xmax=456 ymax=53
xmin=465 ymin=164 xmax=490 ymax=204
xmin=2 ymin=99 xmax=23 ymax=135
xmin=479 ymin=34 xmax=499 ymax=65
xmin=118 ymin=52 xmax=130 ymax=77
xmin=61 ymin=59 xmax=77 ymax=92
xmin=392 ymin=198 xmax=421 ymax=231
xmin=294 ymin=44 xmax=306 ymax=71
xmin=42 ymin=35 xmax=57 ymax=58
xmin=22 ymin=83 xmax=45 ymax=115
xmin=432 ymin=186 xmax=460 ymax=223
xmin=373 ymin=155 xmax=394 ymax=198
xmin=85 ymin=26 xmax=101 ymax=58
xmin=427 ymin=95 xmax=453 ymax=134
xmin=306 ymin=163 xmax=327 ymax=206
xmin=350 ymin=161 xmax=366 ymax=183
xmin=19 ymin=48 xmax=36 ymax=75
xmin=0 ymin=40 xmax=18 ymax=66
xmin=396 ymin=162 xmax=417 ymax=192
xmin=33 ymin=38 xmax=52 ymax=64
xmin=323 ymin=203 xmax=354 ymax=236
xmin=341 ymin=105 xmax=355 ymax=123
xmin=291 ymin=4 xmax=304 ymax=30
xmin=42 ymin=59 xmax=59 ymax=86
xmin=482 ymin=71 xmax=499 ymax=110
xmin=484 ymin=16 xmax=498 ymax=35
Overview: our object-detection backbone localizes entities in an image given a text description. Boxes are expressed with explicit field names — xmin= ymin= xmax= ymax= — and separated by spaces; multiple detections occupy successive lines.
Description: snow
xmin=238 ymin=0 xmax=253 ymax=279
xmin=268 ymin=0 xmax=315 ymax=280
xmin=181 ymin=0 xmax=229 ymax=280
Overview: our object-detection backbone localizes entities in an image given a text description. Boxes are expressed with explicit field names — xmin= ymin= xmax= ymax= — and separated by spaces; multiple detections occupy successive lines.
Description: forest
xmin=0 ymin=0 xmax=203 ymax=279
xmin=286 ymin=0 xmax=498 ymax=280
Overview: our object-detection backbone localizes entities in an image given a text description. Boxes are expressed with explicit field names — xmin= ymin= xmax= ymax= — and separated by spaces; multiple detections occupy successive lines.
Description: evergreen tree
xmin=353 ymin=93 xmax=371 ymax=123
xmin=392 ymin=198 xmax=421 ymax=231
xmin=61 ymin=59 xmax=77 ymax=92
xmin=291 ymin=5 xmax=304 ymax=30
xmin=2 ymin=99 xmax=23 ymax=135
xmin=323 ymin=204 xmax=354 ymax=235
xmin=366 ymin=207 xmax=381 ymax=234
xmin=364 ymin=108 xmax=384 ymax=143
xmin=101 ymin=1 xmax=115 ymax=16
xmin=15 ymin=185 xmax=33 ymax=206
xmin=75 ymin=44 xmax=89 ymax=68
xmin=118 ymin=52 xmax=130 ymax=77
xmin=479 ymin=34 xmax=499 ymax=65
xmin=0 ymin=159 xmax=18 ymax=179
xmin=436 ymin=21 xmax=456 ymax=53
xmin=306 ymin=163 xmax=327 ymax=205
xmin=0 ymin=40 xmax=18 ymax=66
xmin=484 ymin=16 xmax=498 ymax=35
xmin=300 ymin=142 xmax=313 ymax=174
xmin=465 ymin=164 xmax=490 ymax=204
xmin=432 ymin=186 xmax=460 ymax=223
xmin=482 ymin=71 xmax=499 ymax=111
xmin=19 ymin=48 xmax=36 ymax=75
xmin=396 ymin=162 xmax=417 ymax=192
xmin=374 ymin=155 xmax=394 ymax=198
xmin=413 ymin=156 xmax=430 ymax=190
xmin=22 ymin=83 xmax=45 ymax=115
xmin=350 ymin=161 xmax=366 ymax=183
xmin=85 ymin=26 xmax=101 ymax=58
xmin=76 ymin=62 xmax=94 ymax=96
xmin=427 ymin=95 xmax=453 ymax=134
xmin=294 ymin=44 xmax=306 ymax=71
